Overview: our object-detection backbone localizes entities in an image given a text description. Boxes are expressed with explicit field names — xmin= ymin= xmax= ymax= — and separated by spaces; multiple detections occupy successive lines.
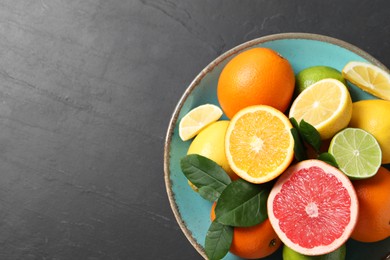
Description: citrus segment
xmin=328 ymin=128 xmax=382 ymax=179
xmin=179 ymin=104 xmax=222 ymax=141
xmin=289 ymin=78 xmax=352 ymax=140
xmin=217 ymin=47 xmax=295 ymax=119
xmin=342 ymin=61 xmax=390 ymax=100
xmin=351 ymin=167 xmax=390 ymax=242
xmin=267 ymin=160 xmax=358 ymax=256
xmin=225 ymin=105 xmax=294 ymax=184
xmin=349 ymin=99 xmax=390 ymax=164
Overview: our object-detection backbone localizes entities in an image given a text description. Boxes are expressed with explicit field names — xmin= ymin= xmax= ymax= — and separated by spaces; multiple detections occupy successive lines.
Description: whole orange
xmin=217 ymin=47 xmax=295 ymax=119
xmin=229 ymin=219 xmax=282 ymax=259
xmin=210 ymin=202 xmax=281 ymax=259
xmin=210 ymin=202 xmax=217 ymax=221
xmin=351 ymin=167 xmax=390 ymax=242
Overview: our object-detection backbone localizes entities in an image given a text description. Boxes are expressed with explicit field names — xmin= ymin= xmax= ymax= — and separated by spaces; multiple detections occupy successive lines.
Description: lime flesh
xmin=328 ymin=128 xmax=382 ymax=179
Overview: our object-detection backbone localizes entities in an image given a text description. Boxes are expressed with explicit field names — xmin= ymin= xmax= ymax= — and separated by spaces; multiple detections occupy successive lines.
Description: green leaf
xmin=289 ymin=117 xmax=300 ymax=129
xmin=205 ymin=221 xmax=233 ymax=260
xmin=180 ymin=154 xmax=231 ymax=202
xmin=215 ymin=179 xmax=270 ymax=227
xmin=290 ymin=127 xmax=307 ymax=161
xmin=299 ymin=119 xmax=322 ymax=153
xmin=290 ymin=117 xmax=308 ymax=161
xmin=318 ymin=152 xmax=339 ymax=168
xmin=198 ymin=186 xmax=220 ymax=202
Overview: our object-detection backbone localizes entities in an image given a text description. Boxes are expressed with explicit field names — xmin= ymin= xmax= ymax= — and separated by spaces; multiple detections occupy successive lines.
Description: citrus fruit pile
xmin=178 ymin=47 xmax=390 ymax=259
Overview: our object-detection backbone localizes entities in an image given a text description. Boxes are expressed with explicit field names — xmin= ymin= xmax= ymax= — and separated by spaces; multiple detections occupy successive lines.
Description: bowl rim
xmin=163 ymin=32 xmax=388 ymax=259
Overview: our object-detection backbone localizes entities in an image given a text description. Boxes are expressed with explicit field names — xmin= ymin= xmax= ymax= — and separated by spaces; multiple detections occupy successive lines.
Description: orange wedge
xmin=225 ymin=105 xmax=294 ymax=184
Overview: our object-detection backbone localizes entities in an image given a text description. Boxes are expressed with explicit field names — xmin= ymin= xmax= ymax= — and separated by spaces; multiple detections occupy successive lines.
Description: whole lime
xmin=282 ymin=244 xmax=346 ymax=260
xmin=295 ymin=66 xmax=347 ymax=95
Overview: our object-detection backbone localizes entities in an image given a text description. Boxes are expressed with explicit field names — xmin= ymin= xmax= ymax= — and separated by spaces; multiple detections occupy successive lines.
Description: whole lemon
xmin=349 ymin=100 xmax=390 ymax=164
xmin=187 ymin=120 xmax=238 ymax=180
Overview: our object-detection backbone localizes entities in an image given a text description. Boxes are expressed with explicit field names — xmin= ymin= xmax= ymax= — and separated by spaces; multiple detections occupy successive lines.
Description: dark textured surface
xmin=0 ymin=0 xmax=389 ymax=259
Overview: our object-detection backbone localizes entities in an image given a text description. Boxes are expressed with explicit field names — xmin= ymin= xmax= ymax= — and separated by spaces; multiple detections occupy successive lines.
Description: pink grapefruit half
xmin=267 ymin=159 xmax=358 ymax=255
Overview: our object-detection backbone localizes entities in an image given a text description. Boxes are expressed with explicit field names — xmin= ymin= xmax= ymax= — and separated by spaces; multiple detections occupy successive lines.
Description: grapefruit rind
xmin=267 ymin=160 xmax=359 ymax=256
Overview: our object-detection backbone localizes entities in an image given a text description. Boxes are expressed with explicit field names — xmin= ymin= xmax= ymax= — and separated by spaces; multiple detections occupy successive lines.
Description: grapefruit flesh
xmin=267 ymin=160 xmax=358 ymax=255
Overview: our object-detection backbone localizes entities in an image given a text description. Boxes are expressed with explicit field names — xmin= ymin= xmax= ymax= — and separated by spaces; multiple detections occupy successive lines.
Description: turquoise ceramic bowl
xmin=164 ymin=33 xmax=390 ymax=259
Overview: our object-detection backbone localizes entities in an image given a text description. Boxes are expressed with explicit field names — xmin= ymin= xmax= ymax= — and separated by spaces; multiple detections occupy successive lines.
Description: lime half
xmin=329 ymin=128 xmax=382 ymax=179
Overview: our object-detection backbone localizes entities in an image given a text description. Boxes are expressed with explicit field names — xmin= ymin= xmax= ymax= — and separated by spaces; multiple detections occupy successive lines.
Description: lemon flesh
xmin=342 ymin=61 xmax=390 ymax=100
xmin=289 ymin=79 xmax=352 ymax=140
xmin=179 ymin=104 xmax=222 ymax=141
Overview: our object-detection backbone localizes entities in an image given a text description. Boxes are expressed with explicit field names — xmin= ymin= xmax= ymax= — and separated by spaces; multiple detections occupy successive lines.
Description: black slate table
xmin=0 ymin=1 xmax=389 ymax=259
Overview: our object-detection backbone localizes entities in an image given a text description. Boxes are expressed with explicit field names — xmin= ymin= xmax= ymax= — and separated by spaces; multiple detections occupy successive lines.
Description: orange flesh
xmin=229 ymin=110 xmax=291 ymax=178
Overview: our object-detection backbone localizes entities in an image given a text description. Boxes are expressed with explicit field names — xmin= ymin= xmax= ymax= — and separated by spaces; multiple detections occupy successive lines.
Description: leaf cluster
xmin=181 ymin=155 xmax=270 ymax=260
xmin=290 ymin=118 xmax=338 ymax=167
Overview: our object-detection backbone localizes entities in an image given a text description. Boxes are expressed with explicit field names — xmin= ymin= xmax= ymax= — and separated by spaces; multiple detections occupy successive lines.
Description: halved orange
xmin=225 ymin=105 xmax=294 ymax=183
